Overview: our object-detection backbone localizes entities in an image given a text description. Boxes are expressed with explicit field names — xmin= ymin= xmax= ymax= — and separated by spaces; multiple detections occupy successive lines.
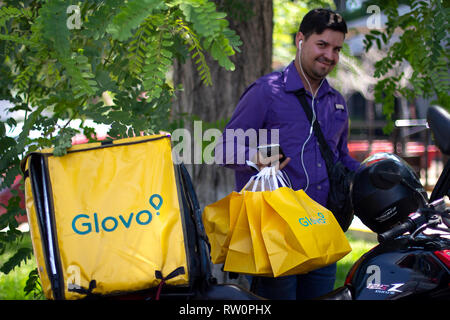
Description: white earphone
xmin=297 ymin=37 xmax=325 ymax=192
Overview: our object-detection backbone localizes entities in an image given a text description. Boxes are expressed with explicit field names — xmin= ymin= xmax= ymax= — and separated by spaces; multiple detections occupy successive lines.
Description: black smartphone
xmin=257 ymin=144 xmax=287 ymax=164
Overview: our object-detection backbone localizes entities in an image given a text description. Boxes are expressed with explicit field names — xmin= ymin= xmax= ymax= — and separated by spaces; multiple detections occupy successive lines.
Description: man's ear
xmin=295 ymin=32 xmax=304 ymax=49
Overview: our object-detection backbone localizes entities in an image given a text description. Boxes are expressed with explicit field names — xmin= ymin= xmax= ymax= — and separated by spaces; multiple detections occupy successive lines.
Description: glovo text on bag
xmin=298 ymin=212 xmax=327 ymax=227
xmin=72 ymin=194 xmax=163 ymax=235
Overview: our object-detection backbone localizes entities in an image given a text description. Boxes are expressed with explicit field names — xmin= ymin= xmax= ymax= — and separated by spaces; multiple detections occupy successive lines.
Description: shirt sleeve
xmin=214 ymin=81 xmax=271 ymax=172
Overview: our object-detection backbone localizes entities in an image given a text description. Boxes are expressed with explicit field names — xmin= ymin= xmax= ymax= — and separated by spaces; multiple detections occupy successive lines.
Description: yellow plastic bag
xmin=202 ymin=191 xmax=242 ymax=264
xmin=203 ymin=167 xmax=350 ymax=278
xmin=220 ymin=167 xmax=287 ymax=275
xmin=23 ymin=134 xmax=191 ymax=299
xmin=222 ymin=199 xmax=252 ymax=273
xmin=262 ymin=187 xmax=352 ymax=277
xmin=223 ymin=197 xmax=271 ymax=275
xmin=244 ymin=191 xmax=272 ymax=274
xmin=260 ymin=193 xmax=309 ymax=277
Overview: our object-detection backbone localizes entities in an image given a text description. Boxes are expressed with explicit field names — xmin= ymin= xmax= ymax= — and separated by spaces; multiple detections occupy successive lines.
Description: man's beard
xmin=311 ymin=57 xmax=335 ymax=79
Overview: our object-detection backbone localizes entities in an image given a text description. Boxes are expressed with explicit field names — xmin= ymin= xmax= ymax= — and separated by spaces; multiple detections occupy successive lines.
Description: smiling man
xmin=295 ymin=10 xmax=345 ymax=93
xmin=215 ymin=8 xmax=360 ymax=300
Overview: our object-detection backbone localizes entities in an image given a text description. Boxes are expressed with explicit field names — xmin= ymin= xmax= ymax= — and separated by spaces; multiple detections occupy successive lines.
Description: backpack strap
xmin=154 ymin=267 xmax=186 ymax=300
xmin=294 ymin=89 xmax=336 ymax=171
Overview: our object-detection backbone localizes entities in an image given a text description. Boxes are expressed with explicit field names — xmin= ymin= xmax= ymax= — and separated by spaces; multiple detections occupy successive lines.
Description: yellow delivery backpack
xmin=21 ymin=134 xmax=211 ymax=300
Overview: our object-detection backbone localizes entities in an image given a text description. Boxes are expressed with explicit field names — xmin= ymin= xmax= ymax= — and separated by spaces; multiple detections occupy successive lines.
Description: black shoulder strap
xmin=294 ymin=89 xmax=335 ymax=170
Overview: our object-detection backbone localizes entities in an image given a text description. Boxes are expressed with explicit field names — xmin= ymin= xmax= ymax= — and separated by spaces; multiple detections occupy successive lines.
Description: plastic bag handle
xmin=276 ymin=170 xmax=291 ymax=188
xmin=241 ymin=166 xmax=292 ymax=192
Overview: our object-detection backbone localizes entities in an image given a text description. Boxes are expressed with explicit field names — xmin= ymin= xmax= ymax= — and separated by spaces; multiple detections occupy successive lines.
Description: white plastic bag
xmin=243 ymin=167 xmax=292 ymax=192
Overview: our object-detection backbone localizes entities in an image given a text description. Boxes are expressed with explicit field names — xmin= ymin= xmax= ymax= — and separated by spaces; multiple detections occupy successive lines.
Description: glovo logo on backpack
xmin=72 ymin=194 xmax=163 ymax=235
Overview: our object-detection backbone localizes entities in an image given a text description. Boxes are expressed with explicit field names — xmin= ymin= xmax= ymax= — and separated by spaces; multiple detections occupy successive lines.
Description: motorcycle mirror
xmin=369 ymin=161 xmax=402 ymax=189
xmin=427 ymin=105 xmax=450 ymax=156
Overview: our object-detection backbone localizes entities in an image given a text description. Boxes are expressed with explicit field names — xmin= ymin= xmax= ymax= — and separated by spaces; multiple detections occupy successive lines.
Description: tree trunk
xmin=172 ymin=1 xmax=273 ymax=287
xmin=173 ymin=0 xmax=273 ymax=208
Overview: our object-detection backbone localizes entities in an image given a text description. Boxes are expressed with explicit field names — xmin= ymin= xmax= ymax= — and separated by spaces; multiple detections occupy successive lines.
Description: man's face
xmin=297 ymin=29 xmax=344 ymax=81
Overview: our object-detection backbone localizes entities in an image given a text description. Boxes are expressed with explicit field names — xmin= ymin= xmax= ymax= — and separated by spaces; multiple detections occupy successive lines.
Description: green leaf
xmin=0 ymin=247 xmax=33 ymax=274
xmin=24 ymin=268 xmax=43 ymax=299
xmin=106 ymin=0 xmax=167 ymax=41
xmin=52 ymin=128 xmax=79 ymax=157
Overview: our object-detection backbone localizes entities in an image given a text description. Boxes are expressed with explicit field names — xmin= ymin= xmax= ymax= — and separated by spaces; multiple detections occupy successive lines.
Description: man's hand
xmin=252 ymin=151 xmax=291 ymax=171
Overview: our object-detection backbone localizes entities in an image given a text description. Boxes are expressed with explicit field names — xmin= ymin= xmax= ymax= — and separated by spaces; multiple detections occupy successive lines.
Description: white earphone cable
xmin=298 ymin=41 xmax=324 ymax=191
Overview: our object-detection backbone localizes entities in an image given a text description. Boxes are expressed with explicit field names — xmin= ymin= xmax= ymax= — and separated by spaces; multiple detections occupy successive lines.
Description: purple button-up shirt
xmin=215 ymin=61 xmax=360 ymax=207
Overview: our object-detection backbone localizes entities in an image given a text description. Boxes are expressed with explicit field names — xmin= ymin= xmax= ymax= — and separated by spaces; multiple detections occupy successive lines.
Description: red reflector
xmin=434 ymin=250 xmax=450 ymax=269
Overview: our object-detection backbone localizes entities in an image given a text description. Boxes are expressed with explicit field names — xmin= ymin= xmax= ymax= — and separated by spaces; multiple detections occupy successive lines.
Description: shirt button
xmin=317 ymin=163 xmax=322 ymax=168
xmin=317 ymin=185 xmax=322 ymax=190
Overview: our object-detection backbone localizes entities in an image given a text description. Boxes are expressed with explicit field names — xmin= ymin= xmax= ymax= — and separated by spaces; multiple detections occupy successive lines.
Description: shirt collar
xmin=283 ymin=60 xmax=333 ymax=98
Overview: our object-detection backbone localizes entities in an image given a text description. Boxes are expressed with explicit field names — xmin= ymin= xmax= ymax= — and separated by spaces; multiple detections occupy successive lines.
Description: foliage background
xmin=0 ymin=0 xmax=242 ymax=297
xmin=362 ymin=0 xmax=449 ymax=132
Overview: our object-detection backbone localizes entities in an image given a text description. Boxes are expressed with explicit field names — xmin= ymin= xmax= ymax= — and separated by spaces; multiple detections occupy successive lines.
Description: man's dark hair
xmin=299 ymin=8 xmax=347 ymax=40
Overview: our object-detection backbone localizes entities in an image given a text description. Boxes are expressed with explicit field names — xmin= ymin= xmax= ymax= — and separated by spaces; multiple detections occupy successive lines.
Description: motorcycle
xmin=319 ymin=105 xmax=450 ymax=300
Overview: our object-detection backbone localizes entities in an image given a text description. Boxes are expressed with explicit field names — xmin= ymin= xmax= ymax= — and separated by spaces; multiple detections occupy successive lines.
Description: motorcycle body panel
xmin=346 ymin=235 xmax=450 ymax=300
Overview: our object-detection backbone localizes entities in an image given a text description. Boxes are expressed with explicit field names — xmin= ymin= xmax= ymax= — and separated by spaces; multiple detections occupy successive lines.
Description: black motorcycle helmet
xmin=351 ymin=153 xmax=428 ymax=234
